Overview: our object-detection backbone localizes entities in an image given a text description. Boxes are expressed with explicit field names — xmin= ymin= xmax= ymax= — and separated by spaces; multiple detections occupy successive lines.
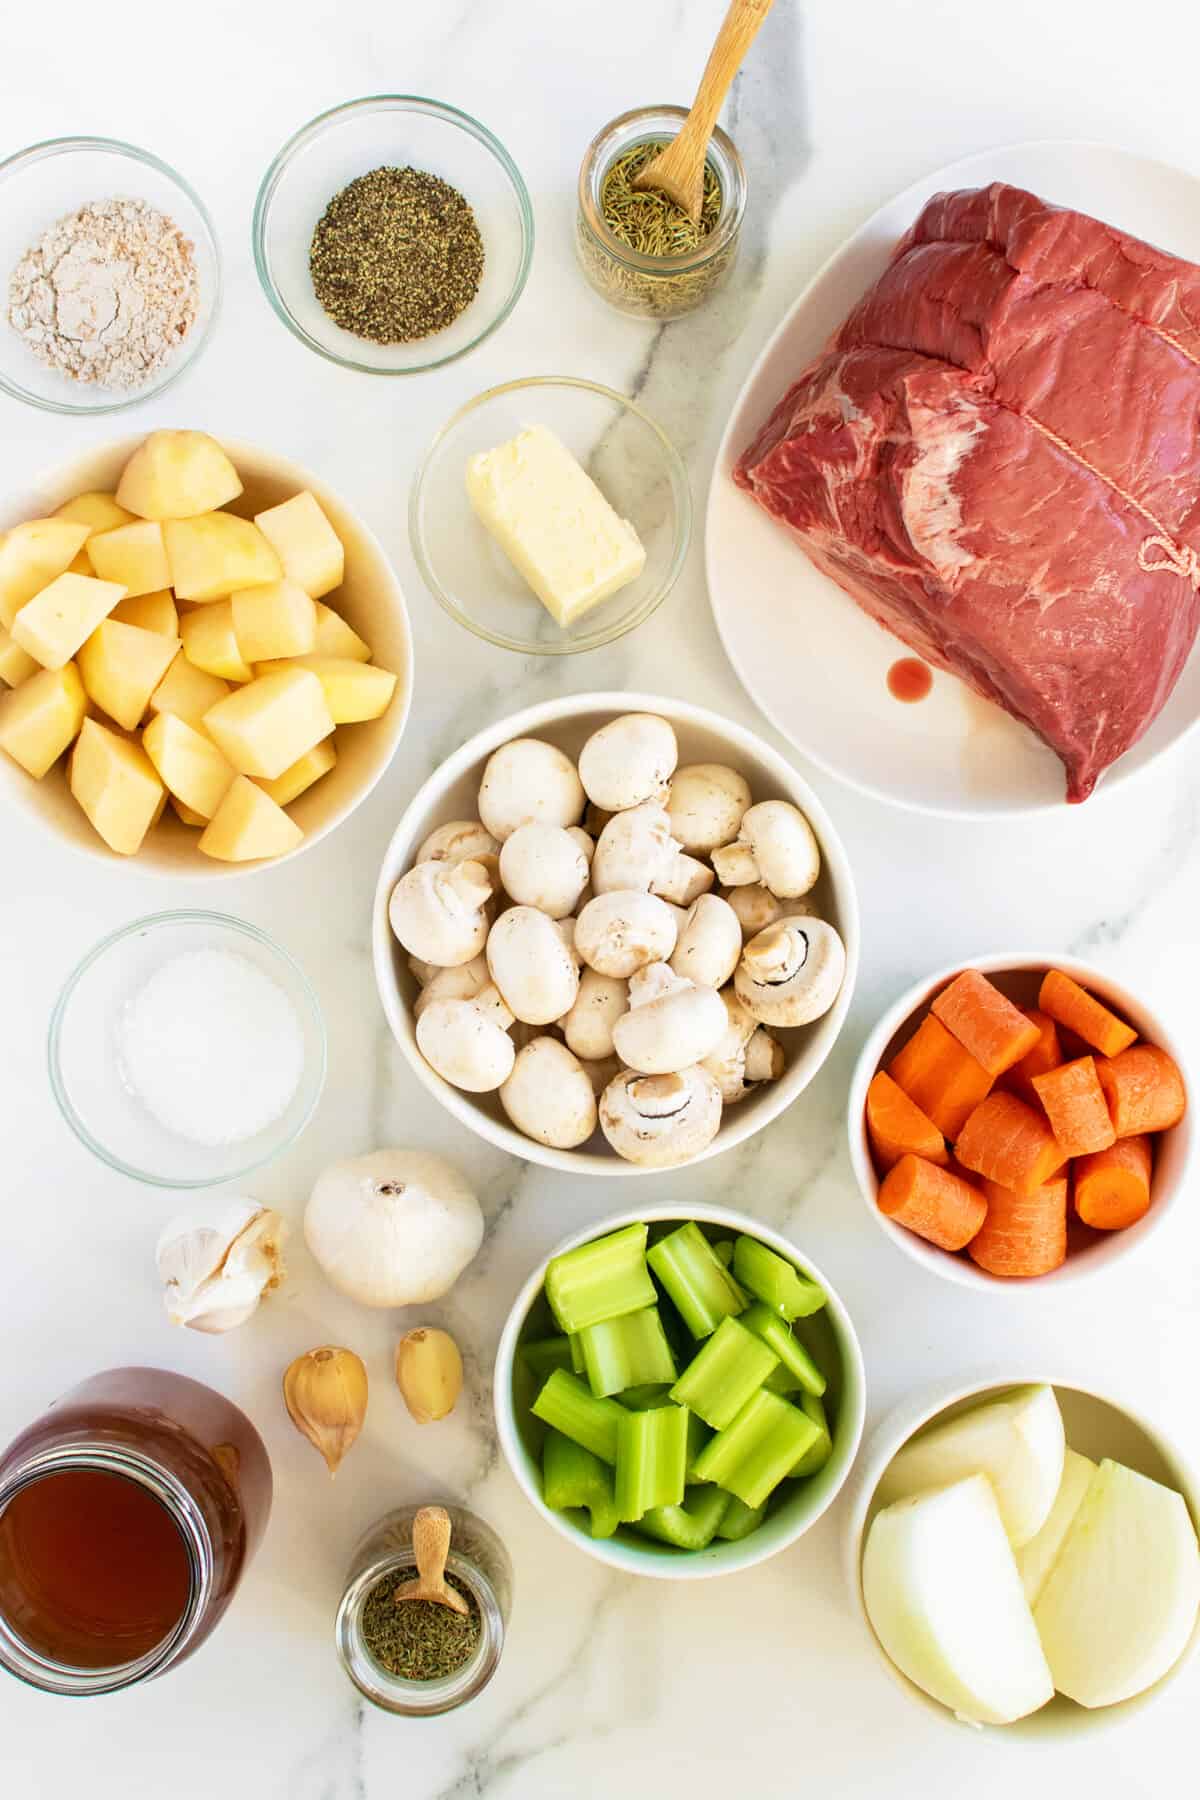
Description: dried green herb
xmin=578 ymin=139 xmax=732 ymax=321
xmin=310 ymin=166 xmax=484 ymax=345
xmin=360 ymin=1570 xmax=481 ymax=1681
xmin=600 ymin=141 xmax=722 ymax=256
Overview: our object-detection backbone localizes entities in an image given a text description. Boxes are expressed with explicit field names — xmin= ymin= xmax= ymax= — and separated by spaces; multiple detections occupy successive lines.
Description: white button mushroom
xmin=590 ymin=801 xmax=714 ymax=905
xmin=599 ymin=1066 xmax=723 ymax=1167
xmin=499 ymin=1037 xmax=598 ymax=1148
xmin=734 ymin=917 xmax=846 ymax=1027
xmin=416 ymin=985 xmax=517 ymax=1092
xmin=498 ymin=822 xmax=590 ymax=918
xmin=477 ymin=739 xmax=585 ymax=842
xmin=578 ymin=713 xmax=678 ymax=812
xmin=574 ymin=890 xmax=679 ymax=978
xmin=389 ymin=858 xmax=494 ymax=967
xmin=712 ymin=800 xmax=822 ymax=899
xmin=412 ymin=954 xmax=490 ymax=1018
xmin=669 ymin=893 xmax=743 ymax=989
xmin=719 ymin=884 xmax=819 ymax=941
xmin=665 ymin=763 xmax=752 ymax=853
xmin=612 ymin=962 xmax=728 ymax=1075
xmin=417 ymin=819 xmax=500 ymax=865
xmin=701 ymin=988 xmax=786 ymax=1104
xmin=486 ymin=905 xmax=580 ymax=1025
xmin=578 ymin=1051 xmax=622 ymax=1099
xmin=563 ymin=967 xmax=628 ymax=1061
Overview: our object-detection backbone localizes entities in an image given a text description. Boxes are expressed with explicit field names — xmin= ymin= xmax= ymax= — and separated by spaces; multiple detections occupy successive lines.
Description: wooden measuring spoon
xmin=632 ymin=0 xmax=776 ymax=224
xmin=392 ymin=1505 xmax=469 ymax=1615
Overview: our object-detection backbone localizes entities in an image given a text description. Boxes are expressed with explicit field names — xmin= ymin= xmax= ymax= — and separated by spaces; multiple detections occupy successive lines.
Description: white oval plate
xmin=706 ymin=141 xmax=1200 ymax=816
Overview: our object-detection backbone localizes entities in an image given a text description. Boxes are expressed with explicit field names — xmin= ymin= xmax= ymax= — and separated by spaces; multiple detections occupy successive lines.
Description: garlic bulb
xmin=304 ymin=1150 xmax=483 ymax=1308
xmin=156 ymin=1201 xmax=286 ymax=1334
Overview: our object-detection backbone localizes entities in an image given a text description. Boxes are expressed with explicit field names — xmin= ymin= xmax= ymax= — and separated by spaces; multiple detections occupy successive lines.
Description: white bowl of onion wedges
xmin=0 ymin=431 xmax=412 ymax=874
xmin=372 ymin=692 xmax=859 ymax=1175
xmin=495 ymin=1204 xmax=866 ymax=1579
xmin=844 ymin=1373 xmax=1200 ymax=1739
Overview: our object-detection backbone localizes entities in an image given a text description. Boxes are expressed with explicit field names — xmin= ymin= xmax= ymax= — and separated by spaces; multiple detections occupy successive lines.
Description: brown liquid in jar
xmin=887 ymin=657 xmax=933 ymax=703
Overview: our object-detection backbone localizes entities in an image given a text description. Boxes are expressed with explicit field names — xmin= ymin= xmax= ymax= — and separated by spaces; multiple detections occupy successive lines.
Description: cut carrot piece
xmin=1004 ymin=1009 xmax=1062 ymax=1104
xmin=930 ymin=970 xmax=1042 ymax=1077
xmin=1095 ymin=1045 xmax=1186 ymax=1137
xmin=955 ymin=1091 xmax=1067 ymax=1196
xmin=888 ymin=1015 xmax=994 ymax=1141
xmin=877 ymin=1154 xmax=987 ymax=1252
xmin=969 ymin=1176 xmax=1068 ymax=1278
xmin=866 ymin=1071 xmax=948 ymax=1172
xmin=1031 ymin=1056 xmax=1116 ymax=1156
xmin=1074 ymin=1135 xmax=1153 ymax=1230
xmin=1038 ymin=970 xmax=1137 ymax=1058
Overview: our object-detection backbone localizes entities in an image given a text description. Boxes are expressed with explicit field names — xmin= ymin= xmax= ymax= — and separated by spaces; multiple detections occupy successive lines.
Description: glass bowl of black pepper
xmin=253 ymin=96 xmax=534 ymax=375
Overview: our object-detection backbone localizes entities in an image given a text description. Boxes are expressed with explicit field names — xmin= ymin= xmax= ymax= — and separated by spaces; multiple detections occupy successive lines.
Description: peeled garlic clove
xmin=156 ymin=1202 xmax=286 ymax=1334
xmin=283 ymin=1346 xmax=368 ymax=1476
xmin=395 ymin=1327 xmax=463 ymax=1424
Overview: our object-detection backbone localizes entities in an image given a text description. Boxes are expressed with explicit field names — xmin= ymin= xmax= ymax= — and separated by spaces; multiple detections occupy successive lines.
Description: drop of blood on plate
xmin=887 ymin=658 xmax=932 ymax=703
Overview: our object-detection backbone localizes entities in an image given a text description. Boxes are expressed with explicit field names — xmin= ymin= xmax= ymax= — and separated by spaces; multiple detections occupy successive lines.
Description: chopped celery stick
xmin=763 ymin=1362 xmax=803 ymax=1396
xmin=636 ymin=1484 xmax=731 ymax=1550
xmin=686 ymin=1408 xmax=712 ymax=1471
xmin=740 ymin=1302 xmax=826 ymax=1397
xmin=647 ymin=1222 xmax=746 ymax=1338
xmin=615 ymin=1404 xmax=689 ymax=1521
xmin=715 ymin=1494 xmax=768 ymax=1541
xmin=543 ymin=1429 xmax=620 ymax=1538
xmin=692 ymin=1390 xmax=820 ymax=1509
xmin=791 ymin=1392 xmax=833 ymax=1478
xmin=531 ymin=1369 xmax=625 ymax=1464
xmin=712 ymin=1239 xmax=735 ymax=1267
xmin=521 ymin=1336 xmax=575 ymax=1379
xmin=733 ymin=1236 xmax=827 ymax=1320
xmin=669 ymin=1314 xmax=778 ymax=1429
xmin=546 ymin=1222 xmax=656 ymax=1333
xmin=621 ymin=1383 xmax=673 ymax=1410
xmin=569 ymin=1334 xmax=586 ymax=1374
xmin=578 ymin=1306 xmax=676 ymax=1398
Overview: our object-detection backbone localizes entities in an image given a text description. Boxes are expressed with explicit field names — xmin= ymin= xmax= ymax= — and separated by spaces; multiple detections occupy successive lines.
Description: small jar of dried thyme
xmin=576 ymin=105 xmax=747 ymax=321
xmin=335 ymin=1503 xmax=511 ymax=1716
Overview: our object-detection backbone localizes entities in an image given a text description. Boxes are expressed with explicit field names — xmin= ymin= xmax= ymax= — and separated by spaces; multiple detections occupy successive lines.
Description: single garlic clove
xmin=395 ymin=1327 xmax=463 ymax=1424
xmin=283 ymin=1346 xmax=368 ymax=1476
xmin=156 ymin=1202 xmax=286 ymax=1334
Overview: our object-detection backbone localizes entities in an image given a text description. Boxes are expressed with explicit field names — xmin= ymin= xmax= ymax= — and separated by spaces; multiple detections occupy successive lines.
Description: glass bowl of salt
xmin=48 ymin=912 xmax=326 ymax=1188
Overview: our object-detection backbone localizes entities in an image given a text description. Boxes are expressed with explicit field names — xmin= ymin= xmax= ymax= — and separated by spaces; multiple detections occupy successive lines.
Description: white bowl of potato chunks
xmin=0 ymin=430 xmax=412 ymax=872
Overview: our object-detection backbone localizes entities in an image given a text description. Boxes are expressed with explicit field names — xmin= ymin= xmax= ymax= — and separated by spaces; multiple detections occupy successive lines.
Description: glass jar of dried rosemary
xmin=334 ymin=1503 xmax=511 ymax=1716
xmin=576 ymin=105 xmax=747 ymax=321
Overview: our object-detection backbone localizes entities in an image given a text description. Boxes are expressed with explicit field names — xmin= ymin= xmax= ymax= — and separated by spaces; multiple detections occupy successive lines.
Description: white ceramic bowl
xmin=372 ymin=692 xmax=860 ymax=1175
xmin=847 ymin=953 xmax=1192 ymax=1291
xmin=495 ymin=1203 xmax=866 ymax=1579
xmin=844 ymin=1371 xmax=1200 ymax=1739
xmin=1 ymin=436 xmax=413 ymax=876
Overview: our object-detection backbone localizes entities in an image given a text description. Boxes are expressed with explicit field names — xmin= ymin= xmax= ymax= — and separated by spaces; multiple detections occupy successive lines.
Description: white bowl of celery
xmin=494 ymin=1204 xmax=866 ymax=1576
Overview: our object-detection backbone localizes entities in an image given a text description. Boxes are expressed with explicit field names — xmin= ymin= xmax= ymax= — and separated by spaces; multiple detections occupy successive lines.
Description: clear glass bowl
xmin=0 ymin=136 xmax=219 ymax=414
xmin=253 ymin=96 xmax=533 ymax=375
xmin=410 ymin=376 xmax=692 ymax=654
xmin=48 ymin=912 xmax=326 ymax=1189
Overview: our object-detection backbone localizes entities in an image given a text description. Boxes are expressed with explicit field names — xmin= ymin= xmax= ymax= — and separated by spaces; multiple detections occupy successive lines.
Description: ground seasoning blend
xmin=309 ymin=166 xmax=484 ymax=344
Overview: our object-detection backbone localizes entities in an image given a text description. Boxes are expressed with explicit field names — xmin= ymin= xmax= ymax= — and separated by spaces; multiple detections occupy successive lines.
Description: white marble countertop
xmin=3 ymin=0 xmax=1200 ymax=1793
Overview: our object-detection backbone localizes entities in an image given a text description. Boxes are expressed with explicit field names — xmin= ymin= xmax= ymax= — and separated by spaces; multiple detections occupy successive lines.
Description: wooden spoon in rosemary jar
xmin=393 ymin=1505 xmax=470 ymax=1616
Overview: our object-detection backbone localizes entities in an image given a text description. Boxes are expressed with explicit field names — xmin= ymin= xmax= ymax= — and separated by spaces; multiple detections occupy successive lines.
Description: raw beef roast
xmin=734 ymin=183 xmax=1200 ymax=800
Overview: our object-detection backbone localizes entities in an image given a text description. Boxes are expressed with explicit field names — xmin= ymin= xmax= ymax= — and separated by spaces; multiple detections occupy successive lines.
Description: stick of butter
xmin=465 ymin=425 xmax=646 ymax=627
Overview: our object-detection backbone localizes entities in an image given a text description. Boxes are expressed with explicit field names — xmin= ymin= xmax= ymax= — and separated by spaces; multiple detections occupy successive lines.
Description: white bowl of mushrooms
xmin=372 ymin=694 xmax=859 ymax=1174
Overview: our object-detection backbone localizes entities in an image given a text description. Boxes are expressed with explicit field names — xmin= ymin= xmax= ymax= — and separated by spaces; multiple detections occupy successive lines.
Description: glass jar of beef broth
xmin=0 ymin=1367 xmax=271 ymax=1696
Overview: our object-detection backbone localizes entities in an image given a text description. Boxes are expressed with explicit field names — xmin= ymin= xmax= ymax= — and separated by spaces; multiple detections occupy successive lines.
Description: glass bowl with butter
xmin=409 ymin=376 xmax=691 ymax=654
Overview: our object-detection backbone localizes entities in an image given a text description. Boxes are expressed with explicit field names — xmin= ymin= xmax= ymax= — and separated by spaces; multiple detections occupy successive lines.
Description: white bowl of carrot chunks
xmin=847 ymin=955 xmax=1192 ymax=1290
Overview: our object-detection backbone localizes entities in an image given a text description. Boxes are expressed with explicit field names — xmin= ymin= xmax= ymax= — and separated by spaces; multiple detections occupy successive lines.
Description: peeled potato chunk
xmin=172 ymin=797 xmax=207 ymax=827
xmin=257 ymin=737 xmax=337 ymax=807
xmin=148 ymin=654 xmax=230 ymax=727
xmin=164 ymin=514 xmax=281 ymax=601
xmin=313 ymin=600 xmax=371 ymax=661
xmin=232 ymin=580 xmax=317 ymax=662
xmin=69 ymin=718 xmax=164 ymax=855
xmin=254 ymin=491 xmax=344 ymax=599
xmin=87 ymin=520 xmax=171 ymax=598
xmin=116 ymin=431 xmax=244 ymax=521
xmin=77 ymin=620 xmax=180 ymax=732
xmin=112 ymin=590 xmax=179 ymax=637
xmin=281 ymin=655 xmax=396 ymax=723
xmin=203 ymin=667 xmax=334 ymax=780
xmin=143 ymin=711 xmax=237 ymax=819
xmin=181 ymin=602 xmax=254 ymax=683
xmin=54 ymin=492 xmax=135 ymax=537
xmin=12 ymin=572 xmax=126 ymax=670
xmin=199 ymin=775 xmax=303 ymax=862
xmin=0 ymin=519 xmax=91 ymax=629
xmin=0 ymin=662 xmax=87 ymax=777
xmin=0 ymin=626 xmax=39 ymax=688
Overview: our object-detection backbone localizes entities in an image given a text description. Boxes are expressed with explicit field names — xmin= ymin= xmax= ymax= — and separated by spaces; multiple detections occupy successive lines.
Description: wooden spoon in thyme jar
xmin=392 ymin=1505 xmax=470 ymax=1615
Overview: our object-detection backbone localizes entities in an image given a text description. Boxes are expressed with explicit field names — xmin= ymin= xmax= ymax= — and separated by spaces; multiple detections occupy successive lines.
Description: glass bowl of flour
xmin=0 ymin=136 xmax=220 ymax=414
xmin=49 ymin=912 xmax=326 ymax=1187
